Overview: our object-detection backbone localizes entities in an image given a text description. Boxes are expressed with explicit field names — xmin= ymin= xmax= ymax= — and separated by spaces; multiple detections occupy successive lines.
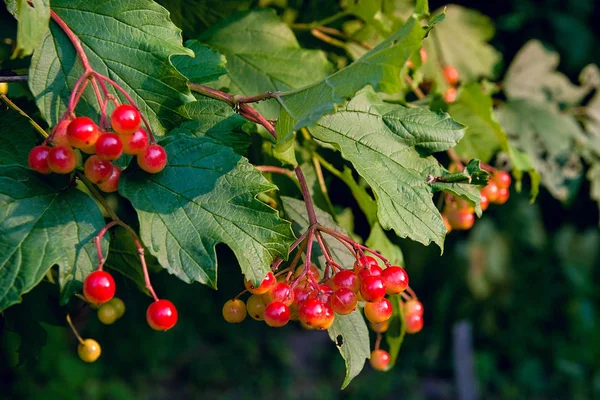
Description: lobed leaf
xmin=172 ymin=40 xmax=228 ymax=84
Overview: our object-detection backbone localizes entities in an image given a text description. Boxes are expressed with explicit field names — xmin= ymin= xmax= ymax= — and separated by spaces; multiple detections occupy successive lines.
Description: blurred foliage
xmin=2 ymin=0 xmax=600 ymax=399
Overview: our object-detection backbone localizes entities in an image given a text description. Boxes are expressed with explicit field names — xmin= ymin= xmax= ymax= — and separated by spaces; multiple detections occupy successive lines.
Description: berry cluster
xmin=443 ymin=170 xmax=512 ymax=232
xmin=27 ymin=105 xmax=167 ymax=191
xmin=442 ymin=65 xmax=460 ymax=103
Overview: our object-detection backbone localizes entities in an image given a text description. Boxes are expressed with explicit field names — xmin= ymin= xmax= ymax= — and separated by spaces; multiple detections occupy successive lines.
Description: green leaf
xmin=497 ymin=99 xmax=586 ymax=203
xmin=172 ymin=40 xmax=227 ymax=84
xmin=503 ymin=40 xmax=597 ymax=106
xmin=430 ymin=160 xmax=488 ymax=216
xmin=365 ymin=223 xmax=404 ymax=266
xmin=0 ymin=108 xmax=40 ymax=167
xmin=281 ymin=196 xmax=355 ymax=269
xmin=6 ymin=0 xmax=50 ymax=58
xmin=29 ymin=0 xmax=195 ymax=135
xmin=386 ymin=294 xmax=406 ymax=368
xmin=199 ymin=9 xmax=332 ymax=119
xmin=275 ymin=15 xmax=428 ymax=147
xmin=119 ymin=135 xmax=295 ymax=288
xmin=327 ymin=309 xmax=370 ymax=389
xmin=308 ymin=88 xmax=465 ymax=249
xmin=0 ymin=166 xmax=108 ymax=311
xmin=422 ymin=5 xmax=501 ymax=88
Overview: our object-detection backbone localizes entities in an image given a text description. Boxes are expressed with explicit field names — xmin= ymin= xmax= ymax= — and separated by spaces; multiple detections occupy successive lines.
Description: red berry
xmin=443 ymin=214 xmax=452 ymax=233
xmin=97 ymin=165 xmax=122 ymax=193
xmin=364 ymin=297 xmax=393 ymax=323
xmin=95 ymin=133 xmax=123 ymax=160
xmin=381 ymin=266 xmax=409 ymax=295
xmin=28 ymin=145 xmax=52 ymax=174
xmin=331 ymin=288 xmax=357 ymax=315
xmin=122 ymin=128 xmax=149 ymax=155
xmin=332 ymin=270 xmax=360 ymax=292
xmin=480 ymin=194 xmax=489 ymax=211
xmin=369 ymin=320 xmax=389 ymax=333
xmin=263 ymin=301 xmax=290 ymax=327
xmin=496 ymin=187 xmax=510 ymax=204
xmin=360 ymin=276 xmax=387 ymax=302
xmin=265 ymin=283 xmax=294 ymax=306
xmin=292 ymin=285 xmax=313 ymax=306
xmin=316 ymin=303 xmax=335 ymax=330
xmin=443 ymin=87 xmax=458 ymax=103
xmin=298 ymin=298 xmax=327 ymax=328
xmin=222 ymin=299 xmax=247 ymax=323
xmin=137 ymin=144 xmax=167 ymax=174
xmin=247 ymin=295 xmax=266 ymax=320
xmin=353 ymin=255 xmax=378 ymax=272
xmin=294 ymin=264 xmax=321 ymax=281
xmin=84 ymin=155 xmax=113 ymax=184
xmin=111 ymin=104 xmax=141 ymax=135
xmin=146 ymin=299 xmax=178 ymax=331
xmin=404 ymin=300 xmax=424 ymax=316
xmin=67 ymin=117 xmax=100 ymax=149
xmin=47 ymin=145 xmax=77 ymax=174
xmin=83 ymin=270 xmax=116 ymax=305
xmin=51 ymin=119 xmax=71 ymax=146
xmin=357 ymin=264 xmax=383 ymax=282
xmin=494 ymin=171 xmax=512 ymax=189
xmin=446 ymin=209 xmax=475 ymax=231
xmin=370 ymin=349 xmax=390 ymax=371
xmin=443 ymin=65 xmax=459 ymax=85
xmin=316 ymin=284 xmax=334 ymax=305
xmin=405 ymin=313 xmax=423 ymax=334
xmin=481 ymin=181 xmax=499 ymax=203
xmin=244 ymin=271 xmax=276 ymax=295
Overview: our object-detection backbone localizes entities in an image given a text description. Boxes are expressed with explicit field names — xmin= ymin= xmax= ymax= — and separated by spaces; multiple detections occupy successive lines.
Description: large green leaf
xmin=172 ymin=40 xmax=227 ymax=84
xmin=0 ymin=166 xmax=108 ymax=311
xmin=422 ymin=5 xmax=501 ymax=88
xmin=6 ymin=0 xmax=50 ymax=58
xmin=385 ymin=294 xmax=406 ymax=368
xmin=497 ymin=99 xmax=587 ymax=203
xmin=0 ymin=108 xmax=39 ymax=167
xmin=199 ymin=9 xmax=332 ymax=119
xmin=327 ymin=309 xmax=370 ymax=389
xmin=28 ymin=0 xmax=195 ymax=135
xmin=308 ymin=88 xmax=467 ymax=249
xmin=275 ymin=15 xmax=429 ymax=163
xmin=119 ymin=135 xmax=295 ymax=288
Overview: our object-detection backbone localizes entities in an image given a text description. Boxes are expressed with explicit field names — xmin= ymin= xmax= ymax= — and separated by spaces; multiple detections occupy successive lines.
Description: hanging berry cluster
xmin=443 ymin=169 xmax=512 ymax=231
xmin=221 ymin=225 xmax=424 ymax=372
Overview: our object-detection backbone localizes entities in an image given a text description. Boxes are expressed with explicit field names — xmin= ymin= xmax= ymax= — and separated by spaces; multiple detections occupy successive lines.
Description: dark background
xmin=1 ymin=1 xmax=599 ymax=399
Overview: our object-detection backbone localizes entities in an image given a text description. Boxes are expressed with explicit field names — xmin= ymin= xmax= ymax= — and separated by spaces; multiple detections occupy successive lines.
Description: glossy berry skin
xmin=263 ymin=301 xmax=290 ymax=327
xmin=51 ymin=119 xmax=71 ymax=146
xmin=265 ymin=283 xmax=294 ymax=306
xmin=494 ymin=171 xmax=512 ymax=189
xmin=381 ymin=266 xmax=409 ymax=295
xmin=111 ymin=104 xmax=141 ymax=135
xmin=28 ymin=145 xmax=52 ymax=174
xmin=97 ymin=165 xmax=122 ymax=193
xmin=370 ymin=349 xmax=390 ymax=371
xmin=316 ymin=284 xmax=334 ymax=305
xmin=83 ymin=270 xmax=115 ymax=305
xmin=496 ymin=187 xmax=510 ymax=204
xmin=443 ymin=87 xmax=458 ymax=103
xmin=481 ymin=181 xmax=499 ymax=203
xmin=317 ymin=303 xmax=335 ymax=330
xmin=97 ymin=303 xmax=119 ymax=325
xmin=360 ymin=276 xmax=387 ymax=303
xmin=292 ymin=285 xmax=313 ymax=306
xmin=247 ymin=294 xmax=266 ymax=320
xmin=244 ymin=271 xmax=276 ymax=295
xmin=298 ymin=298 xmax=327 ymax=328
xmin=370 ymin=320 xmax=389 ymax=333
xmin=84 ymin=155 xmax=113 ymax=184
xmin=137 ymin=144 xmax=167 ymax=174
xmin=443 ymin=65 xmax=459 ymax=85
xmin=480 ymin=194 xmax=490 ymax=211
xmin=404 ymin=299 xmax=424 ymax=316
xmin=405 ymin=313 xmax=424 ymax=334
xmin=78 ymin=339 xmax=101 ymax=363
xmin=447 ymin=209 xmax=475 ymax=231
xmin=357 ymin=264 xmax=383 ymax=282
xmin=222 ymin=299 xmax=247 ymax=323
xmin=354 ymin=255 xmax=379 ymax=272
xmin=67 ymin=117 xmax=100 ymax=149
xmin=107 ymin=297 xmax=126 ymax=318
xmin=147 ymin=299 xmax=178 ymax=331
xmin=95 ymin=133 xmax=123 ymax=160
xmin=122 ymin=128 xmax=149 ymax=155
xmin=47 ymin=145 xmax=77 ymax=174
xmin=332 ymin=270 xmax=360 ymax=292
xmin=364 ymin=297 xmax=393 ymax=323
xmin=331 ymin=288 xmax=357 ymax=315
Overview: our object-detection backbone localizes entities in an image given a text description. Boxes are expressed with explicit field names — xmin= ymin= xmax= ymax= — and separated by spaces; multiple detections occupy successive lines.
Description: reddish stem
xmin=50 ymin=11 xmax=92 ymax=72
xmin=375 ymin=332 xmax=382 ymax=351
xmin=317 ymin=224 xmax=391 ymax=267
xmin=255 ymin=165 xmax=296 ymax=180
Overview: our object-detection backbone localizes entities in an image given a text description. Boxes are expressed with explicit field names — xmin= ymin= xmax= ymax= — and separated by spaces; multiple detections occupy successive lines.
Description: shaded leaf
xmin=0 ymin=107 xmax=40 ymax=167
xmin=172 ymin=40 xmax=227 ymax=84
xmin=6 ymin=0 xmax=50 ymax=58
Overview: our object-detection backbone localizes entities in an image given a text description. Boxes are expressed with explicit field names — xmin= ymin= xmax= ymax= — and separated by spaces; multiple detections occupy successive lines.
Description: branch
xmin=0 ymin=75 xmax=28 ymax=82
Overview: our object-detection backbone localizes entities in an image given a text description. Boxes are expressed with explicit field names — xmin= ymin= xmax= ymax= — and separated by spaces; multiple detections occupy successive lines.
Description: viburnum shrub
xmin=8 ymin=0 xmax=591 ymax=389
